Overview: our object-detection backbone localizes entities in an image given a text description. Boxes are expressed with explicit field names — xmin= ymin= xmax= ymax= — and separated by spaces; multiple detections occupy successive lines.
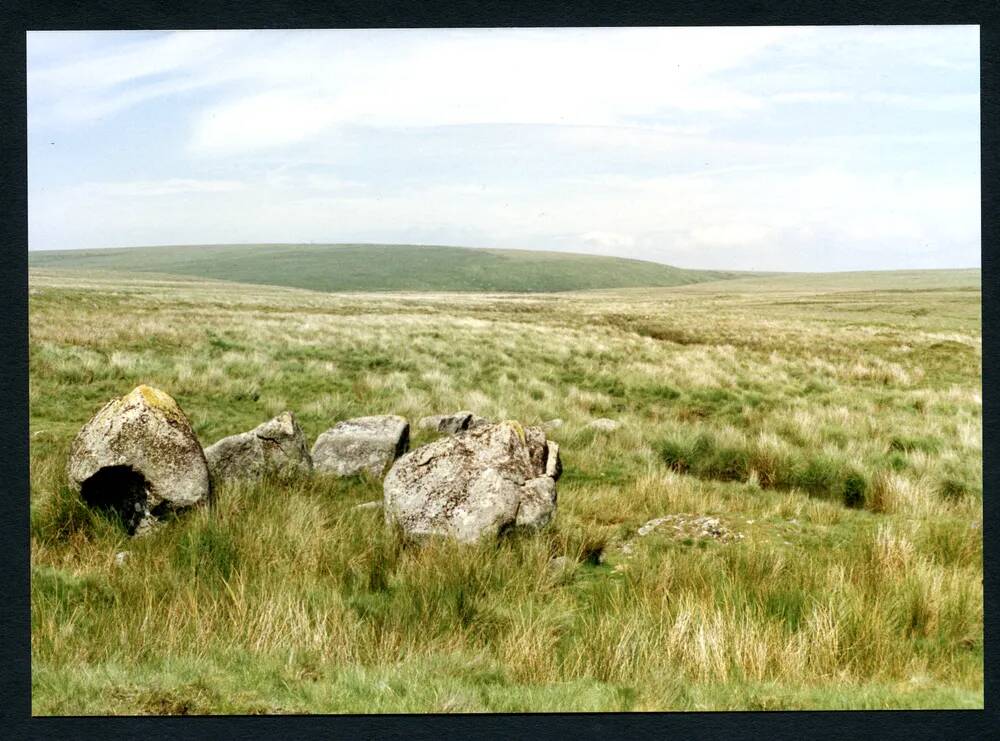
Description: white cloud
xmin=192 ymin=92 xmax=342 ymax=154
xmin=771 ymin=91 xmax=854 ymax=104
xmin=690 ymin=223 xmax=773 ymax=247
xmin=26 ymin=28 xmax=980 ymax=271
xmin=178 ymin=27 xmax=797 ymax=154
xmin=771 ymin=90 xmax=978 ymax=111
xmin=28 ymin=31 xmax=246 ymax=125
xmin=69 ymin=178 xmax=247 ymax=198
xmin=579 ymin=231 xmax=636 ymax=250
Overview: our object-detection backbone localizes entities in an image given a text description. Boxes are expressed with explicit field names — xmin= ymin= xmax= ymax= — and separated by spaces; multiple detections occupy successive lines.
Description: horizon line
xmin=26 ymin=241 xmax=982 ymax=275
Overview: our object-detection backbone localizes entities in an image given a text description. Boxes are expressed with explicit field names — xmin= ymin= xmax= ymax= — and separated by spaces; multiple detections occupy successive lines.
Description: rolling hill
xmin=28 ymin=243 xmax=744 ymax=293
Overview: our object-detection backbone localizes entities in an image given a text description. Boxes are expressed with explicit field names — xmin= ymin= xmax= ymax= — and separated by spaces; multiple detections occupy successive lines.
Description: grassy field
xmin=29 ymin=266 xmax=982 ymax=713
xmin=27 ymin=243 xmax=745 ymax=293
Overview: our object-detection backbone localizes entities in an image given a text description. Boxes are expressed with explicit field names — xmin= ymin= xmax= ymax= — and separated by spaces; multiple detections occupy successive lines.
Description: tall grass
xmin=29 ymin=268 xmax=983 ymax=712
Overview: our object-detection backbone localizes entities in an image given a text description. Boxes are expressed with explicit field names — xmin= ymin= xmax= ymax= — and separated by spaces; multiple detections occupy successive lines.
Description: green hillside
xmin=28 ymin=243 xmax=742 ymax=293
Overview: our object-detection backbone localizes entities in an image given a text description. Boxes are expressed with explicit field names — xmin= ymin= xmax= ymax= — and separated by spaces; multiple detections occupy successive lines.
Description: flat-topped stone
xmin=311 ymin=415 xmax=409 ymax=478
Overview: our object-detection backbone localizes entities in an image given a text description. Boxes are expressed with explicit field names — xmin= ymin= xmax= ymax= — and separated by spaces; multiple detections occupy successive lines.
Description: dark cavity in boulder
xmin=79 ymin=465 xmax=152 ymax=534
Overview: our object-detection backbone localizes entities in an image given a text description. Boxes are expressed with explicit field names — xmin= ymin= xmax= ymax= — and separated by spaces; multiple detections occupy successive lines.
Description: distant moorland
xmin=28 ymin=243 xmax=751 ymax=293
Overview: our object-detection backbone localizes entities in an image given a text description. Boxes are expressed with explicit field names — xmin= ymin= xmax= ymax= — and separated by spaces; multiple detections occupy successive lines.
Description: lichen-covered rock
xmin=66 ymin=385 xmax=209 ymax=534
xmin=311 ymin=415 xmax=409 ymax=478
xmin=383 ymin=420 xmax=560 ymax=543
xmin=204 ymin=411 xmax=312 ymax=483
xmin=525 ymin=425 xmax=548 ymax=473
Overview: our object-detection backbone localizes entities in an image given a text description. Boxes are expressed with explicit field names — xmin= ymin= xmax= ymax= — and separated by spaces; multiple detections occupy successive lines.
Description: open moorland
xmin=27 ymin=243 xmax=745 ymax=293
xmin=29 ymin=257 xmax=982 ymax=713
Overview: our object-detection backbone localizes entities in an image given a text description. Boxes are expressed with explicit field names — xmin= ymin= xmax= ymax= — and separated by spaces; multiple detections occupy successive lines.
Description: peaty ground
xmin=28 ymin=267 xmax=983 ymax=713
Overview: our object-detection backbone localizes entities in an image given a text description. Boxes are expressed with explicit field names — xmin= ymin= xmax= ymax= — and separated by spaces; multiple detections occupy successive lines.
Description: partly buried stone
xmin=204 ymin=411 xmax=312 ymax=483
xmin=311 ymin=415 xmax=409 ymax=478
xmin=635 ymin=514 xmax=743 ymax=543
xmin=467 ymin=414 xmax=492 ymax=432
xmin=547 ymin=555 xmax=573 ymax=572
xmin=418 ymin=410 xmax=474 ymax=435
xmin=546 ymin=555 xmax=575 ymax=579
xmin=417 ymin=410 xmax=491 ymax=436
xmin=66 ymin=385 xmax=210 ymax=535
xmin=383 ymin=420 xmax=562 ymax=543
xmin=541 ymin=418 xmax=564 ymax=432
xmin=587 ymin=417 xmax=621 ymax=433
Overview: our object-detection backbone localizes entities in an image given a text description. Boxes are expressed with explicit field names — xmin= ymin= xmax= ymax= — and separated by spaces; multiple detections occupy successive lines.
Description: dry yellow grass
xmin=29 ymin=267 xmax=982 ymax=713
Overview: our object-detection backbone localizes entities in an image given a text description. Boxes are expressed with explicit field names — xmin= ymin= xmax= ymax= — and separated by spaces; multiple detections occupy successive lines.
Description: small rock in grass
xmin=638 ymin=517 xmax=671 ymax=537
xmin=587 ymin=418 xmax=621 ymax=432
xmin=635 ymin=514 xmax=742 ymax=543
xmin=541 ymin=418 xmax=564 ymax=431
xmin=351 ymin=500 xmax=383 ymax=512
xmin=114 ymin=551 xmax=130 ymax=567
xmin=547 ymin=555 xmax=573 ymax=575
xmin=133 ymin=514 xmax=165 ymax=538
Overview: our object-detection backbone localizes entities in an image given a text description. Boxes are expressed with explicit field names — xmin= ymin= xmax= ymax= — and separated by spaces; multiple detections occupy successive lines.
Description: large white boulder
xmin=66 ymin=385 xmax=210 ymax=534
xmin=383 ymin=421 xmax=562 ymax=543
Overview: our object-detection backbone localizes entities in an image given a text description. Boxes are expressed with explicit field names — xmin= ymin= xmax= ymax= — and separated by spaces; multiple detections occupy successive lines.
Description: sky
xmin=27 ymin=27 xmax=980 ymax=271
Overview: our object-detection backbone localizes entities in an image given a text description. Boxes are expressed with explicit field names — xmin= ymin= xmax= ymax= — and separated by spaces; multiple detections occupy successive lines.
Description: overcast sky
xmin=27 ymin=27 xmax=979 ymax=271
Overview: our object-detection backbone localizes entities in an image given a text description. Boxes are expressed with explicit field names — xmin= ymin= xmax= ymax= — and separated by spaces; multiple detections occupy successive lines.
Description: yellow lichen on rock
xmin=500 ymin=419 xmax=526 ymax=444
xmin=130 ymin=385 xmax=188 ymax=426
